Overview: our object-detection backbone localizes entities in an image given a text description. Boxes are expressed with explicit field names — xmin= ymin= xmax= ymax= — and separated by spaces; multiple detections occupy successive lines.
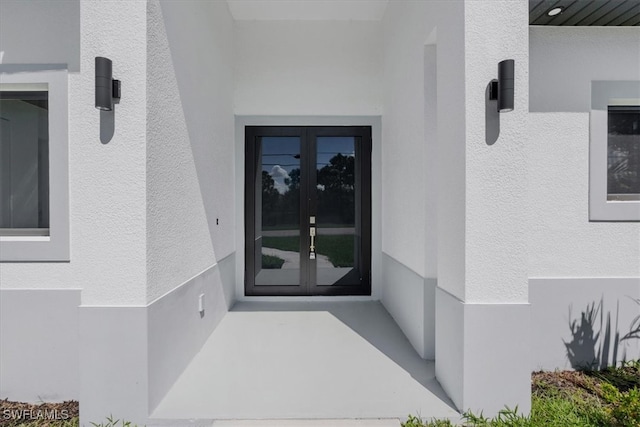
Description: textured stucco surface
xmin=530 ymin=27 xmax=640 ymax=113
xmin=159 ymin=0 xmax=236 ymax=265
xmin=1 ymin=0 xmax=235 ymax=305
xmin=146 ymin=0 xmax=218 ymax=302
xmin=464 ymin=0 xmax=529 ymax=303
xmin=382 ymin=0 xmax=465 ymax=299
xmin=528 ymin=113 xmax=640 ymax=277
xmin=234 ymin=20 xmax=383 ymax=116
xmin=0 ymin=0 xmax=148 ymax=305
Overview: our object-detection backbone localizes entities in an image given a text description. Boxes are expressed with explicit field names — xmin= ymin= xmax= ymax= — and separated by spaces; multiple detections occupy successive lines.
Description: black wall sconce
xmin=489 ymin=59 xmax=514 ymax=113
xmin=95 ymin=57 xmax=121 ymax=111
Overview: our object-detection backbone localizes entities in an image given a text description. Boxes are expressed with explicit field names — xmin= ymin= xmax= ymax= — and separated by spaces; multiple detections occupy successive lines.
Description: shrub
xmin=601 ymin=383 xmax=640 ymax=426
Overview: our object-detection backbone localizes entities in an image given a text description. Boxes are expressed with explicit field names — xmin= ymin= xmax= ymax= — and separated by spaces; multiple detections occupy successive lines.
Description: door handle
xmin=310 ymin=226 xmax=316 ymax=260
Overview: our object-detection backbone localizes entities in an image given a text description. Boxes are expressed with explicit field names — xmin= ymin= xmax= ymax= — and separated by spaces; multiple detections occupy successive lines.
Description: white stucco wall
xmin=146 ymin=0 xmax=234 ymax=303
xmin=379 ymin=0 xmax=466 ymax=360
xmin=0 ymin=0 xmax=234 ymax=307
xmin=528 ymin=113 xmax=640 ymax=277
xmin=158 ymin=0 xmax=235 ymax=265
xmin=382 ymin=0 xmax=465 ymax=297
xmin=0 ymin=1 xmax=148 ymax=306
xmin=530 ymin=26 xmax=640 ymax=113
xmin=464 ymin=0 xmax=529 ymax=303
xmin=234 ymin=20 xmax=383 ymax=116
xmin=528 ymin=26 xmax=640 ymax=277
xmin=0 ymin=0 xmax=80 ymax=71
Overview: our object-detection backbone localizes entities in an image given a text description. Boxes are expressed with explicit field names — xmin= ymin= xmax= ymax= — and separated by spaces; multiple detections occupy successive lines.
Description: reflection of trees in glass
xmin=261 ymin=152 xmax=357 ymax=228
xmin=285 ymin=168 xmax=300 ymax=191
xmin=608 ymin=109 xmax=640 ymax=194
xmin=262 ymin=170 xmax=299 ymax=228
xmin=262 ymin=171 xmax=279 ymax=214
xmin=317 ymin=153 xmax=355 ymax=226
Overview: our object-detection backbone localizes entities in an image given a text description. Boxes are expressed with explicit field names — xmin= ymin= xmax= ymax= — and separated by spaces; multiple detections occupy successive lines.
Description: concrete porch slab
xmin=151 ymin=301 xmax=459 ymax=422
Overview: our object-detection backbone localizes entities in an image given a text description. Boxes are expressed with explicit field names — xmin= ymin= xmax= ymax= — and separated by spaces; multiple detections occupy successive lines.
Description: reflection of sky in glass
xmin=261 ymin=137 xmax=299 ymax=194
xmin=317 ymin=137 xmax=355 ymax=169
xmin=261 ymin=136 xmax=355 ymax=194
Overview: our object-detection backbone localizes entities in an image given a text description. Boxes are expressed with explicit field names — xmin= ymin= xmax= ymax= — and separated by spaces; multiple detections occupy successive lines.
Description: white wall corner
xmin=381 ymin=253 xmax=435 ymax=359
xmin=435 ymin=287 xmax=464 ymax=410
xmin=436 ymin=288 xmax=531 ymax=416
xmin=148 ymin=254 xmax=236 ymax=413
xmin=79 ymin=307 xmax=149 ymax=426
xmin=76 ymin=0 xmax=148 ymax=305
xmin=146 ymin=0 xmax=218 ymax=303
xmin=423 ymin=278 xmax=437 ymax=359
xmin=462 ymin=302 xmax=531 ymax=416
xmin=463 ymin=0 xmax=529 ymax=304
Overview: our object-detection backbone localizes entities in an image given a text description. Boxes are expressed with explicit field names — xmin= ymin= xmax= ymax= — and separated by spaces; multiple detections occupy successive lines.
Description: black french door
xmin=245 ymin=126 xmax=371 ymax=296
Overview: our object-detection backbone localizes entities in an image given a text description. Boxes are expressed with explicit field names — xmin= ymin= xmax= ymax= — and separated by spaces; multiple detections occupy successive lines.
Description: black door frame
xmin=245 ymin=126 xmax=372 ymax=296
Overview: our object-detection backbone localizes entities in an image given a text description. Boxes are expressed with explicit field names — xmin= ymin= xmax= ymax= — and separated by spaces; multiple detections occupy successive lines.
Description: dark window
xmin=0 ymin=90 xmax=49 ymax=234
xmin=608 ymin=105 xmax=640 ymax=199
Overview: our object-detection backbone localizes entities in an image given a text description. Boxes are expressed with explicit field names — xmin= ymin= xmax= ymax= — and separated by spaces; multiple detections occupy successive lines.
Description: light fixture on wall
xmin=95 ymin=57 xmax=121 ymax=111
xmin=489 ymin=59 xmax=514 ymax=113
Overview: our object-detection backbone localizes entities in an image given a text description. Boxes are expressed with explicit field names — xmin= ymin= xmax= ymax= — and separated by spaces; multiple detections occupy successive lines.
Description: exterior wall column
xmin=76 ymin=0 xmax=149 ymax=424
xmin=435 ymin=0 xmax=531 ymax=416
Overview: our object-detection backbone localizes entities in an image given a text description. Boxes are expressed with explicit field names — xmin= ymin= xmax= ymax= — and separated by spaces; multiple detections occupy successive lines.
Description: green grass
xmin=262 ymin=235 xmax=354 ymax=267
xmin=262 ymin=254 xmax=285 ymax=269
xmin=402 ymin=361 xmax=640 ymax=427
xmin=529 ymin=392 xmax=608 ymax=427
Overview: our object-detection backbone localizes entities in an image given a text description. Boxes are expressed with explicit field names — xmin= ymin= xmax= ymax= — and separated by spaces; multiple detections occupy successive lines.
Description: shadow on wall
xmin=564 ymin=298 xmax=640 ymax=370
xmin=485 ymin=82 xmax=500 ymax=145
xmin=100 ymin=110 xmax=115 ymax=144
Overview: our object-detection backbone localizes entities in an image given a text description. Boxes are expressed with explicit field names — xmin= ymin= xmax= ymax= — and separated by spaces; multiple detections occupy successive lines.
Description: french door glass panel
xmin=255 ymin=136 xmax=301 ymax=286
xmin=315 ymin=136 xmax=357 ymax=286
xmin=246 ymin=127 xmax=371 ymax=296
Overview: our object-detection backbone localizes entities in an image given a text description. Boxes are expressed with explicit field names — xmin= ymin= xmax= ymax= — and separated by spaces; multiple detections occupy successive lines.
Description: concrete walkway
xmin=262 ymin=228 xmax=355 ymax=237
xmin=151 ymin=301 xmax=459 ymax=425
xmin=262 ymin=247 xmax=333 ymax=268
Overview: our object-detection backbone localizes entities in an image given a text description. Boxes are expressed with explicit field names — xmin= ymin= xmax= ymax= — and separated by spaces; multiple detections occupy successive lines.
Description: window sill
xmin=1 ymin=235 xmax=50 ymax=242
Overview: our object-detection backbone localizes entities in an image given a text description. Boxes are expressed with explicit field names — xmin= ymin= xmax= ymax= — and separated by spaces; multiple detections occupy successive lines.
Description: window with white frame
xmin=607 ymin=104 xmax=639 ymax=200
xmin=0 ymin=67 xmax=69 ymax=261
xmin=590 ymin=81 xmax=640 ymax=221
xmin=0 ymin=87 xmax=50 ymax=234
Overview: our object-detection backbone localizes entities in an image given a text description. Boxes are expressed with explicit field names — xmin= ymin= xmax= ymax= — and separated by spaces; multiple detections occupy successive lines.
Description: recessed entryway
xmin=245 ymin=126 xmax=372 ymax=296
xmin=151 ymin=301 xmax=459 ymax=421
